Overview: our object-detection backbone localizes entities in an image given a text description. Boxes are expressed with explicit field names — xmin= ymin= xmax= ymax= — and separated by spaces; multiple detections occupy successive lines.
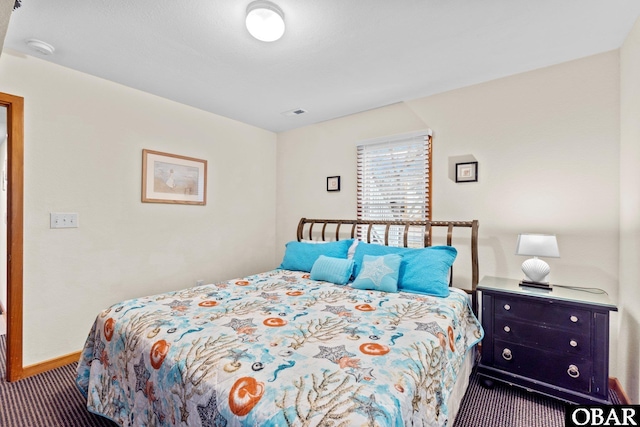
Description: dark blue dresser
xmin=477 ymin=276 xmax=617 ymax=404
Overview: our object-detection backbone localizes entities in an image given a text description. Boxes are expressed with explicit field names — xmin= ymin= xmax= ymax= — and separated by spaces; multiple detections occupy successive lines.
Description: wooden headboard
xmin=296 ymin=218 xmax=480 ymax=309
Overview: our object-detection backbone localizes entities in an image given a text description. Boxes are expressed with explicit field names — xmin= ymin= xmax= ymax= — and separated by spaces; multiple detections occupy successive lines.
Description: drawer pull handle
xmin=502 ymin=348 xmax=513 ymax=361
xmin=503 ymin=326 xmax=511 ymax=333
xmin=567 ymin=364 xmax=580 ymax=378
xmin=570 ymin=340 xmax=578 ymax=347
xmin=570 ymin=315 xmax=578 ymax=323
xmin=503 ymin=304 xmax=511 ymax=311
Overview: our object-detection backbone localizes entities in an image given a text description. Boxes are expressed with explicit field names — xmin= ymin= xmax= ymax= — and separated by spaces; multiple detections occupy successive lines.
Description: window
xmin=356 ymin=130 xmax=432 ymax=246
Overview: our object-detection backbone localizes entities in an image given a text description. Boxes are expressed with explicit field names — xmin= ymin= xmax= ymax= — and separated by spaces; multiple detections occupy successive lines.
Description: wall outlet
xmin=196 ymin=279 xmax=204 ymax=286
xmin=50 ymin=213 xmax=79 ymax=229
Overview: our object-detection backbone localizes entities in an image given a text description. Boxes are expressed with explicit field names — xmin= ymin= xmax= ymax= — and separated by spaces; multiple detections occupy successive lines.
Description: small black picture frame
xmin=327 ymin=176 xmax=340 ymax=192
xmin=455 ymin=162 xmax=478 ymax=183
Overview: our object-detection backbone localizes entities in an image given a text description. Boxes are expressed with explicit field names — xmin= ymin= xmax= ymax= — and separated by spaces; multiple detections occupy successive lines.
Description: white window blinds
xmin=356 ymin=131 xmax=432 ymax=246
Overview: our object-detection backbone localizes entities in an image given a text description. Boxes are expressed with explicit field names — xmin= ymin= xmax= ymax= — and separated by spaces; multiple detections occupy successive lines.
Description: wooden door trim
xmin=1 ymin=91 xmax=24 ymax=382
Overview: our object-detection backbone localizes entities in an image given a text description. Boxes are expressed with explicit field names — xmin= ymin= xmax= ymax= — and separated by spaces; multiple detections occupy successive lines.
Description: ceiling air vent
xmin=281 ymin=108 xmax=307 ymax=117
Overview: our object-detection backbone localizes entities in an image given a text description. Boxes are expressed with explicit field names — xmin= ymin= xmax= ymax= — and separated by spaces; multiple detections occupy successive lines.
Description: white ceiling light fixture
xmin=26 ymin=38 xmax=55 ymax=55
xmin=245 ymin=1 xmax=285 ymax=42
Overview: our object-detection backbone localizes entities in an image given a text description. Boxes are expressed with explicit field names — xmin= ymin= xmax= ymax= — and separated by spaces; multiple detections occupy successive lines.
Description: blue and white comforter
xmin=77 ymin=269 xmax=483 ymax=426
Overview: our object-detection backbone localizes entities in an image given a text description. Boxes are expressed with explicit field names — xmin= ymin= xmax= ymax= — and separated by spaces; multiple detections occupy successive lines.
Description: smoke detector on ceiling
xmin=281 ymin=108 xmax=307 ymax=117
xmin=26 ymin=39 xmax=55 ymax=55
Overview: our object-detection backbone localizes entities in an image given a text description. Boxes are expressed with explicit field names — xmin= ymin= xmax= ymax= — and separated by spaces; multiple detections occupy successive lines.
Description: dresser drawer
xmin=493 ymin=339 xmax=592 ymax=393
xmin=494 ymin=296 xmax=591 ymax=333
xmin=494 ymin=317 xmax=590 ymax=356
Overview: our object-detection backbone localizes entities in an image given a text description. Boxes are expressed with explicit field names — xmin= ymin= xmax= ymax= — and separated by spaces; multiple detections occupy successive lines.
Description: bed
xmin=77 ymin=218 xmax=483 ymax=426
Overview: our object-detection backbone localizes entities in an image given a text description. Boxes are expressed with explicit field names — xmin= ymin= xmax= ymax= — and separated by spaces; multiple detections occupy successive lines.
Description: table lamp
xmin=515 ymin=233 xmax=560 ymax=290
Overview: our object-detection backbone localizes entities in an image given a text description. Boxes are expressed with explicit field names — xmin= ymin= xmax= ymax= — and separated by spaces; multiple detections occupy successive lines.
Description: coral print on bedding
xmin=76 ymin=269 xmax=482 ymax=427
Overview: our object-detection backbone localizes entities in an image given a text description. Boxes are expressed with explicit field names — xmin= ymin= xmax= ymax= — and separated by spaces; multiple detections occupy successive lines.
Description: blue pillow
xmin=351 ymin=254 xmax=402 ymax=293
xmin=310 ymin=255 xmax=355 ymax=285
xmin=352 ymin=242 xmax=457 ymax=297
xmin=279 ymin=239 xmax=354 ymax=272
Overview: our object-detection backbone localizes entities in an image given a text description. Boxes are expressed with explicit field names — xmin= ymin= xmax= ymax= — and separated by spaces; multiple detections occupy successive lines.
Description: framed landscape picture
xmin=142 ymin=149 xmax=207 ymax=205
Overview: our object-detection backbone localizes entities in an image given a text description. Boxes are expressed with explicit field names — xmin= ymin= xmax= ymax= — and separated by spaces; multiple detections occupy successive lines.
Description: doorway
xmin=0 ymin=105 xmax=6 ymax=336
xmin=0 ymin=92 xmax=24 ymax=382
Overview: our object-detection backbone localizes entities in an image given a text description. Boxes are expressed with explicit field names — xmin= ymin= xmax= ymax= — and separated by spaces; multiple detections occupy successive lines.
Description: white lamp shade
xmin=246 ymin=1 xmax=285 ymax=42
xmin=515 ymin=234 xmax=560 ymax=258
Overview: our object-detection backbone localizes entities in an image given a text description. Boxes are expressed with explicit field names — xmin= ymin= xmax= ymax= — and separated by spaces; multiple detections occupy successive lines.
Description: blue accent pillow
xmin=351 ymin=254 xmax=402 ymax=293
xmin=352 ymin=242 xmax=457 ymax=297
xmin=310 ymin=255 xmax=355 ymax=285
xmin=279 ymin=239 xmax=354 ymax=272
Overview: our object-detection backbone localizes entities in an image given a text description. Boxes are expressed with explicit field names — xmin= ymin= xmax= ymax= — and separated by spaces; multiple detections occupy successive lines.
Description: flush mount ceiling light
xmin=26 ymin=38 xmax=55 ymax=55
xmin=246 ymin=0 xmax=285 ymax=42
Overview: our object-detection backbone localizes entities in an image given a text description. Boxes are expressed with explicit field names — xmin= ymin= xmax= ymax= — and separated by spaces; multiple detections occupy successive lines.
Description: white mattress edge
xmin=446 ymin=346 xmax=476 ymax=425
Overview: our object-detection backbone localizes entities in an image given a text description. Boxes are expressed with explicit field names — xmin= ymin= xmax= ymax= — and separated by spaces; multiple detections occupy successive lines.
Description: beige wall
xmin=0 ymin=0 xmax=12 ymax=57
xmin=619 ymin=16 xmax=640 ymax=404
xmin=0 ymin=50 xmax=277 ymax=365
xmin=277 ymin=51 xmax=623 ymax=376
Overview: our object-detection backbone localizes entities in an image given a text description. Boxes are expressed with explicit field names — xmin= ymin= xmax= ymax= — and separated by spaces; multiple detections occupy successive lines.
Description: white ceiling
xmin=4 ymin=1 xmax=640 ymax=133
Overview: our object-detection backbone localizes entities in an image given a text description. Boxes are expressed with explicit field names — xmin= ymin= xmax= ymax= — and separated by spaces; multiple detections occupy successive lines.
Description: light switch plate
xmin=50 ymin=213 xmax=79 ymax=229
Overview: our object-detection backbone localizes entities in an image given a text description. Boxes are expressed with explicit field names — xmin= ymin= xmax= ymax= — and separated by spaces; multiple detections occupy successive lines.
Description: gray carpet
xmin=0 ymin=335 xmax=620 ymax=426
xmin=0 ymin=335 xmax=116 ymax=427
xmin=453 ymin=372 xmax=566 ymax=427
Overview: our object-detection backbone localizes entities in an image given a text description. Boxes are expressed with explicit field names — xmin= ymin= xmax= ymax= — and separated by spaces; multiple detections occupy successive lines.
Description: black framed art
xmin=455 ymin=162 xmax=478 ymax=183
xmin=327 ymin=176 xmax=340 ymax=191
